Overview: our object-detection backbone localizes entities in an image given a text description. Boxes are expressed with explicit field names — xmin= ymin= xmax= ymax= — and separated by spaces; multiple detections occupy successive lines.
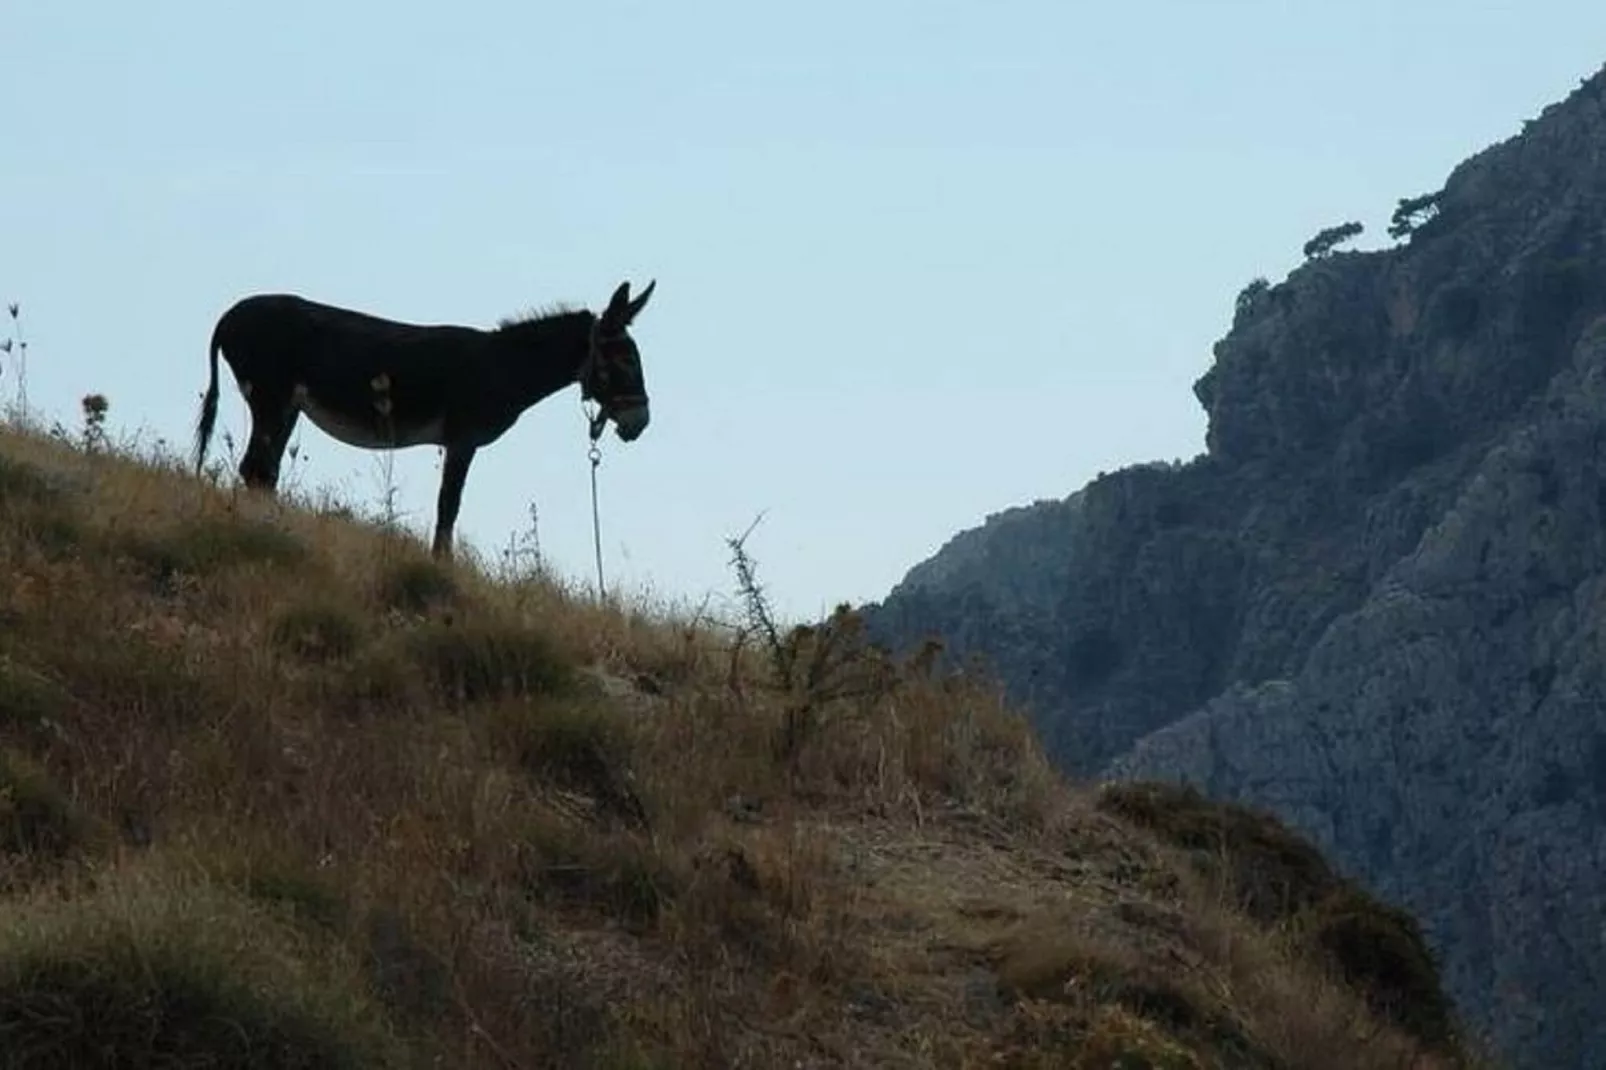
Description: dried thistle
xmin=4 ymin=301 xmax=29 ymax=423
xmin=80 ymin=393 xmax=110 ymax=452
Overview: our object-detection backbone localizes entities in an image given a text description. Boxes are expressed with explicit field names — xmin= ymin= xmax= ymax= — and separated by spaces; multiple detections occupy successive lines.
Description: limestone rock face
xmin=863 ymin=66 xmax=1606 ymax=1068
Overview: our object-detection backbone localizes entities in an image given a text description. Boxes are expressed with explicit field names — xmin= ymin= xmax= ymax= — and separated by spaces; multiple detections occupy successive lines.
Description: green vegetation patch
xmin=516 ymin=815 xmax=670 ymax=932
xmin=210 ymin=850 xmax=451 ymax=1028
xmin=1298 ymin=892 xmax=1459 ymax=1055
xmin=0 ymin=867 xmax=407 ymax=1069
xmin=3 ymin=504 xmax=84 ymax=562
xmin=211 ymin=850 xmax=353 ymax=935
xmin=0 ymin=660 xmax=70 ymax=739
xmin=271 ymin=602 xmax=365 ymax=664
xmin=1097 ymin=780 xmax=1461 ymax=1054
xmin=0 ymin=454 xmax=84 ymax=559
xmin=1096 ymin=780 xmax=1341 ymax=921
xmin=51 ymin=634 xmax=219 ymax=728
xmin=112 ymin=514 xmax=309 ymax=583
xmin=404 ymin=617 xmax=572 ymax=704
xmin=0 ymin=455 xmax=66 ymax=508
xmin=487 ymin=697 xmax=644 ymax=828
xmin=0 ymin=750 xmax=99 ymax=862
xmin=375 ymin=558 xmax=459 ymax=614
xmin=333 ymin=641 xmax=417 ymax=714
xmin=994 ymin=933 xmax=1268 ymax=1068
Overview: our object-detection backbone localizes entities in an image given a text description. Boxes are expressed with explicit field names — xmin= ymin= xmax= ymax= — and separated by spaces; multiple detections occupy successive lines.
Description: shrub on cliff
xmin=1302 ymin=221 xmax=1364 ymax=259
xmin=1095 ymin=780 xmax=1462 ymax=1054
xmin=1388 ymin=191 xmax=1443 ymax=240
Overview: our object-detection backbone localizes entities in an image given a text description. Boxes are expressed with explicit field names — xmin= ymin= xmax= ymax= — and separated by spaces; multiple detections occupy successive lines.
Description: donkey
xmin=193 ymin=279 xmax=656 ymax=558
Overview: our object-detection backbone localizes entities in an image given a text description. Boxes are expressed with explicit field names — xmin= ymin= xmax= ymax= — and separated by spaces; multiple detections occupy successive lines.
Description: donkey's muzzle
xmin=612 ymin=403 xmax=650 ymax=442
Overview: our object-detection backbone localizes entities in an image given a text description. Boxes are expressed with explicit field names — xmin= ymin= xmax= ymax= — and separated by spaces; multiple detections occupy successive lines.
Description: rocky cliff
xmin=863 ymin=64 xmax=1606 ymax=1069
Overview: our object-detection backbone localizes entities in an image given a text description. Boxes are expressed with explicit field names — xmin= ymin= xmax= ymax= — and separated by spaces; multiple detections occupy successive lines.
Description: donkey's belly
xmin=295 ymin=387 xmax=446 ymax=449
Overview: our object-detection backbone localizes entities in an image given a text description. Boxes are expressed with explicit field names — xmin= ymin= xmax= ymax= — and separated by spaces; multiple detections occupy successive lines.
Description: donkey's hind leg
xmin=238 ymin=397 xmax=301 ymax=493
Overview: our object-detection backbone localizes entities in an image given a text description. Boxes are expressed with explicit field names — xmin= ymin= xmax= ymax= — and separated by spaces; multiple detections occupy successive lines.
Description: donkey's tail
xmin=193 ymin=316 xmax=225 ymax=475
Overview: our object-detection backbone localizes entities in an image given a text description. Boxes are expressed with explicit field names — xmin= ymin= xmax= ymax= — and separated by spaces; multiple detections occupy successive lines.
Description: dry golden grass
xmin=0 ymin=424 xmax=1494 ymax=1069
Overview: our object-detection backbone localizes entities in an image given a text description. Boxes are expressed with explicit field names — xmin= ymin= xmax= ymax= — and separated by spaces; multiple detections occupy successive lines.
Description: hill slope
xmin=0 ymin=425 xmax=1481 ymax=1067
xmin=862 ymin=63 xmax=1606 ymax=1069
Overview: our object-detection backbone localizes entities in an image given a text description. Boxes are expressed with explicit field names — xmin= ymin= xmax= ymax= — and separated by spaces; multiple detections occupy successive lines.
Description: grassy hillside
xmin=0 ymin=421 xmax=1489 ymax=1068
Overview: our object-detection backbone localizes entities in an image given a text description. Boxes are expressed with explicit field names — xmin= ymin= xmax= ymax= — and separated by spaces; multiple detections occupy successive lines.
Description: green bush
xmin=0 ymin=660 xmax=69 ymax=739
xmin=15 ymin=508 xmax=84 ymax=560
xmin=1095 ymin=780 xmax=1338 ymax=920
xmin=1303 ymin=220 xmax=1364 ymax=259
xmin=515 ymin=816 xmax=669 ymax=932
xmin=1233 ymin=277 xmax=1272 ymax=327
xmin=0 ymin=869 xmax=407 ymax=1069
xmin=214 ymin=852 xmax=352 ymax=934
xmin=0 ymin=455 xmax=65 ymax=508
xmin=113 ymin=515 xmax=308 ymax=583
xmin=405 ymin=618 xmax=571 ymax=705
xmin=375 ymin=559 xmax=459 ymax=614
xmin=332 ymin=642 xmax=416 ymax=715
xmin=211 ymin=851 xmax=453 ymax=1030
xmin=272 ymin=603 xmax=364 ymax=664
xmin=1097 ymin=780 xmax=1461 ymax=1054
xmin=994 ymin=933 xmax=1264 ymax=1067
xmin=488 ymin=698 xmax=646 ymax=830
xmin=52 ymin=635 xmax=216 ymax=728
xmin=0 ymin=750 xmax=96 ymax=861
xmin=0 ymin=455 xmax=83 ymax=559
xmin=1300 ymin=892 xmax=1458 ymax=1054
xmin=1388 ymin=191 xmax=1442 ymax=240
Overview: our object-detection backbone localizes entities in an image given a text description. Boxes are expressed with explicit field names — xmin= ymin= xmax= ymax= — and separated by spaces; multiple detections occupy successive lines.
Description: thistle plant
xmin=2 ymin=301 xmax=28 ymax=425
xmin=80 ymin=393 xmax=109 ymax=453
xmin=499 ymin=500 xmax=544 ymax=584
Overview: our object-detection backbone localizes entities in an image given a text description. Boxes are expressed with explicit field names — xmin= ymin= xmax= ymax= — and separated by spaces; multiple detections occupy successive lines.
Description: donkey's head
xmin=581 ymin=279 xmax=656 ymax=442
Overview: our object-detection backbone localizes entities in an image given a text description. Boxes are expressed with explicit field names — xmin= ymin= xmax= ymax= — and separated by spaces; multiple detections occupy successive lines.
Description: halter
xmin=577 ymin=292 xmax=652 ymax=605
xmin=580 ymin=316 xmax=648 ymax=442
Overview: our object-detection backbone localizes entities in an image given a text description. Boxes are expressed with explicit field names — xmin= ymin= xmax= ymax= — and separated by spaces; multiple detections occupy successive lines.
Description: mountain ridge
xmin=862 ymin=62 xmax=1606 ymax=1070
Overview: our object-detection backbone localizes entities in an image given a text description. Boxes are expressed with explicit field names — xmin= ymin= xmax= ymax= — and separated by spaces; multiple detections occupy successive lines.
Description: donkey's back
xmin=213 ymin=293 xmax=480 ymax=362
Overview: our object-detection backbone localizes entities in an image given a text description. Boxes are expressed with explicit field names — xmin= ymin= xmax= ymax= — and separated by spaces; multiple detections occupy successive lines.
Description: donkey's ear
xmin=601 ymin=280 xmax=628 ymax=315
xmin=599 ymin=281 xmax=633 ymax=330
xmin=624 ymin=279 xmax=656 ymax=323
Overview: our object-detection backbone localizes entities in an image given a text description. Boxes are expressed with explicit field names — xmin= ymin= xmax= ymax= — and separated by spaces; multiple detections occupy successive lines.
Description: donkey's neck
xmin=493 ymin=311 xmax=594 ymax=402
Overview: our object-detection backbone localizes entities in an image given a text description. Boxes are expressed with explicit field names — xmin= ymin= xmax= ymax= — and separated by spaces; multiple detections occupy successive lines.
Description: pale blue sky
xmin=3 ymin=2 xmax=1602 ymax=622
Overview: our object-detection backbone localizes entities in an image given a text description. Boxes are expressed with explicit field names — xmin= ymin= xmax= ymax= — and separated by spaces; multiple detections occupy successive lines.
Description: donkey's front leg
xmin=431 ymin=444 xmax=479 ymax=559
